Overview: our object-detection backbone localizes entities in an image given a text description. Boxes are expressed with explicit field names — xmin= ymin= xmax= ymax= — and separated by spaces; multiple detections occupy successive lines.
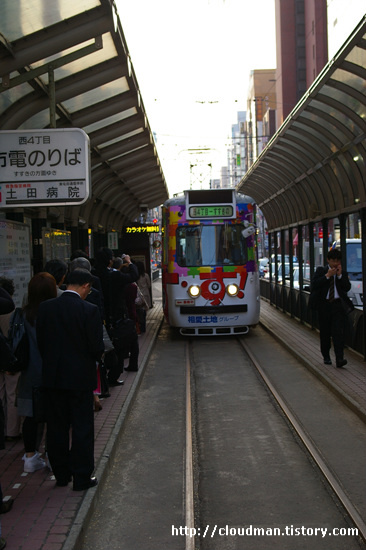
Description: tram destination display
xmin=0 ymin=128 xmax=90 ymax=207
xmin=188 ymin=205 xmax=234 ymax=219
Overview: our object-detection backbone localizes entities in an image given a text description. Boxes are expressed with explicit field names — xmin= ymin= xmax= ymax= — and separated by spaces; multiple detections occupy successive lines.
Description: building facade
xmin=275 ymin=0 xmax=328 ymax=128
xmin=246 ymin=69 xmax=277 ymax=168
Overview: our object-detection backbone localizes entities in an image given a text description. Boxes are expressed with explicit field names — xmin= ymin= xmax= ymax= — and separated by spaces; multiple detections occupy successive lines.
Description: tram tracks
xmin=80 ymin=325 xmax=365 ymax=550
xmin=185 ymin=336 xmax=366 ymax=549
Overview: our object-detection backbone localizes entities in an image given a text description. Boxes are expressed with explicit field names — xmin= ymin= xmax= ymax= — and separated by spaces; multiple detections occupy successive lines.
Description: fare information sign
xmin=189 ymin=205 xmax=234 ymax=219
xmin=0 ymin=129 xmax=90 ymax=208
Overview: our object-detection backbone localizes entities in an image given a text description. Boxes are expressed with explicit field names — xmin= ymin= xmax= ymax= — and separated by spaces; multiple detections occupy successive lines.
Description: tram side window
xmin=176 ymin=225 xmax=248 ymax=267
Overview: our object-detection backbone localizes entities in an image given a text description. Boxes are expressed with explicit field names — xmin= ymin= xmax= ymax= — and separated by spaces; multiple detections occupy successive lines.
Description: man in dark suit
xmin=36 ymin=269 xmax=104 ymax=491
xmin=109 ymin=255 xmax=139 ymax=376
xmin=311 ymin=248 xmax=351 ymax=368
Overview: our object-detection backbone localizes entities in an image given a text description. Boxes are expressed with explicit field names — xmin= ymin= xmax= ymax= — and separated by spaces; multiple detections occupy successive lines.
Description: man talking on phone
xmin=311 ymin=248 xmax=351 ymax=368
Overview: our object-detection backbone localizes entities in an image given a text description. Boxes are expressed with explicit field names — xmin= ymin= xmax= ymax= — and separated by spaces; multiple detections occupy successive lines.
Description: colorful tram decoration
xmin=162 ymin=189 xmax=260 ymax=335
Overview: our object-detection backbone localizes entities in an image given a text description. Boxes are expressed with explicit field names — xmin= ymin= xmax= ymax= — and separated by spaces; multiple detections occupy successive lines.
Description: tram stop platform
xmin=0 ymin=277 xmax=164 ymax=550
xmin=1 ymin=280 xmax=365 ymax=550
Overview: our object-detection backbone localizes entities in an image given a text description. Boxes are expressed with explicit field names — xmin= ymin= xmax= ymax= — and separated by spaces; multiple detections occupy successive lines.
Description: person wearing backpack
xmin=17 ymin=273 xmax=57 ymax=473
xmin=0 ymin=285 xmax=16 ymax=550
xmin=0 ymin=277 xmax=21 ymax=442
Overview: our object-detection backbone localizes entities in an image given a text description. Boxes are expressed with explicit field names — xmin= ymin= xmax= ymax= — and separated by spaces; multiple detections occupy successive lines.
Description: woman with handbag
xmin=136 ymin=261 xmax=151 ymax=333
xmin=17 ymin=273 xmax=57 ymax=472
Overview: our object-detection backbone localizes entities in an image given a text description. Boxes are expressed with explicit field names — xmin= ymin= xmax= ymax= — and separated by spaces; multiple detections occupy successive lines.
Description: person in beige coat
xmin=136 ymin=261 xmax=151 ymax=333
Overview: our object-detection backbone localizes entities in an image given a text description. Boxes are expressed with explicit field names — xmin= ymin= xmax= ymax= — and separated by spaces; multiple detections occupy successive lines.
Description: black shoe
xmin=73 ymin=476 xmax=98 ymax=491
xmin=109 ymin=380 xmax=124 ymax=386
xmin=323 ymin=357 xmax=332 ymax=365
xmin=124 ymin=367 xmax=138 ymax=372
xmin=56 ymin=476 xmax=72 ymax=487
xmin=56 ymin=473 xmax=72 ymax=486
xmin=336 ymin=359 xmax=347 ymax=368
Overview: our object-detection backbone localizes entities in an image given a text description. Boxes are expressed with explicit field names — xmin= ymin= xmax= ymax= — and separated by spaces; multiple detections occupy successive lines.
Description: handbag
xmin=103 ymin=325 xmax=114 ymax=353
xmin=111 ymin=316 xmax=138 ymax=359
xmin=135 ymin=286 xmax=148 ymax=310
xmin=7 ymin=308 xmax=29 ymax=372
xmin=0 ymin=329 xmax=16 ymax=371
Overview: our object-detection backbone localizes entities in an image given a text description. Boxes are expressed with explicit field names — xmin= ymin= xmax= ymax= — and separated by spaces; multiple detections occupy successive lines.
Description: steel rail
xmin=185 ymin=341 xmax=195 ymax=550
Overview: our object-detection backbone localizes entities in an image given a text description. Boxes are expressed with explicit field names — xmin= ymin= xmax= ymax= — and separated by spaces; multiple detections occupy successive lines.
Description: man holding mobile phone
xmin=310 ymin=248 xmax=352 ymax=368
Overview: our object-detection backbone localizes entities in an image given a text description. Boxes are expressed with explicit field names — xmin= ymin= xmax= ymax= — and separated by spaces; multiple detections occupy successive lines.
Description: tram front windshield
xmin=176 ymin=224 xmax=248 ymax=267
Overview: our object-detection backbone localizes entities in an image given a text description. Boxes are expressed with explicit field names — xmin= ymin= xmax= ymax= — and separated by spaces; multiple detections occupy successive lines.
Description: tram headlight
xmin=226 ymin=283 xmax=239 ymax=297
xmin=188 ymin=285 xmax=201 ymax=298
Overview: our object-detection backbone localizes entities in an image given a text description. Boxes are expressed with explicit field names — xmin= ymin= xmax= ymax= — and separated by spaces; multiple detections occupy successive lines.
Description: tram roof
xmin=237 ymin=16 xmax=366 ymax=232
xmin=0 ymin=0 xmax=169 ymax=230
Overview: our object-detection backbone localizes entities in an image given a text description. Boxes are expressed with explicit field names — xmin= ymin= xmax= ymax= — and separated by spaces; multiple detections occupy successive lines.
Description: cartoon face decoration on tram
xmin=181 ymin=220 xmax=255 ymax=306
xmin=184 ymin=268 xmax=248 ymax=306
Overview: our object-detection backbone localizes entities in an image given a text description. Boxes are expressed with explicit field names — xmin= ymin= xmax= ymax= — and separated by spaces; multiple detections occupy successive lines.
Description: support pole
xmin=48 ymin=67 xmax=56 ymax=129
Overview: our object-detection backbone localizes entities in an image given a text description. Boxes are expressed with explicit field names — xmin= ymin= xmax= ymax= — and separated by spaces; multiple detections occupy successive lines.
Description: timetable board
xmin=0 ymin=219 xmax=32 ymax=307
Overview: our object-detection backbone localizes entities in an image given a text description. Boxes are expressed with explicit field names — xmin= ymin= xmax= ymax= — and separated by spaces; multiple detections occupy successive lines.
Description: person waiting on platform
xmin=110 ymin=256 xmax=139 ymax=373
xmin=36 ymin=269 xmax=104 ymax=491
xmin=136 ymin=261 xmax=151 ymax=333
xmin=0 ymin=286 xmax=17 ymax=550
xmin=0 ymin=277 xmax=21 ymax=443
xmin=91 ymin=247 xmax=114 ymax=330
xmin=43 ymin=259 xmax=68 ymax=296
xmin=310 ymin=248 xmax=352 ymax=368
xmin=17 ymin=273 xmax=57 ymax=473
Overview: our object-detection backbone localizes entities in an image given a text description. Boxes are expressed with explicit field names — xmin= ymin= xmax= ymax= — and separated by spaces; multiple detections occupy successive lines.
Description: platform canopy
xmin=0 ymin=0 xmax=169 ymax=230
xmin=238 ymin=16 xmax=366 ymax=232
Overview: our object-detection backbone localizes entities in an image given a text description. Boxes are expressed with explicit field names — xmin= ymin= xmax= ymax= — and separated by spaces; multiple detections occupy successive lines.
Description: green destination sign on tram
xmin=189 ymin=205 xmax=234 ymax=219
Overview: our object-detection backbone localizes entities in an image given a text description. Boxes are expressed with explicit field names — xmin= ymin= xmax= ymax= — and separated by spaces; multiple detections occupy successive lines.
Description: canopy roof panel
xmin=238 ymin=16 xmax=366 ymax=231
xmin=0 ymin=0 xmax=169 ymax=229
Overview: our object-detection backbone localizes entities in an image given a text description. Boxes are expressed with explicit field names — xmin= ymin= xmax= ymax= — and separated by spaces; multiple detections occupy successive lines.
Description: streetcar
xmin=162 ymin=188 xmax=260 ymax=335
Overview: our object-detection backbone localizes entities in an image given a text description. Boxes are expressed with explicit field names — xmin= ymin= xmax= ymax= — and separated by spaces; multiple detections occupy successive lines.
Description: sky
xmin=116 ymin=0 xmax=277 ymax=197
